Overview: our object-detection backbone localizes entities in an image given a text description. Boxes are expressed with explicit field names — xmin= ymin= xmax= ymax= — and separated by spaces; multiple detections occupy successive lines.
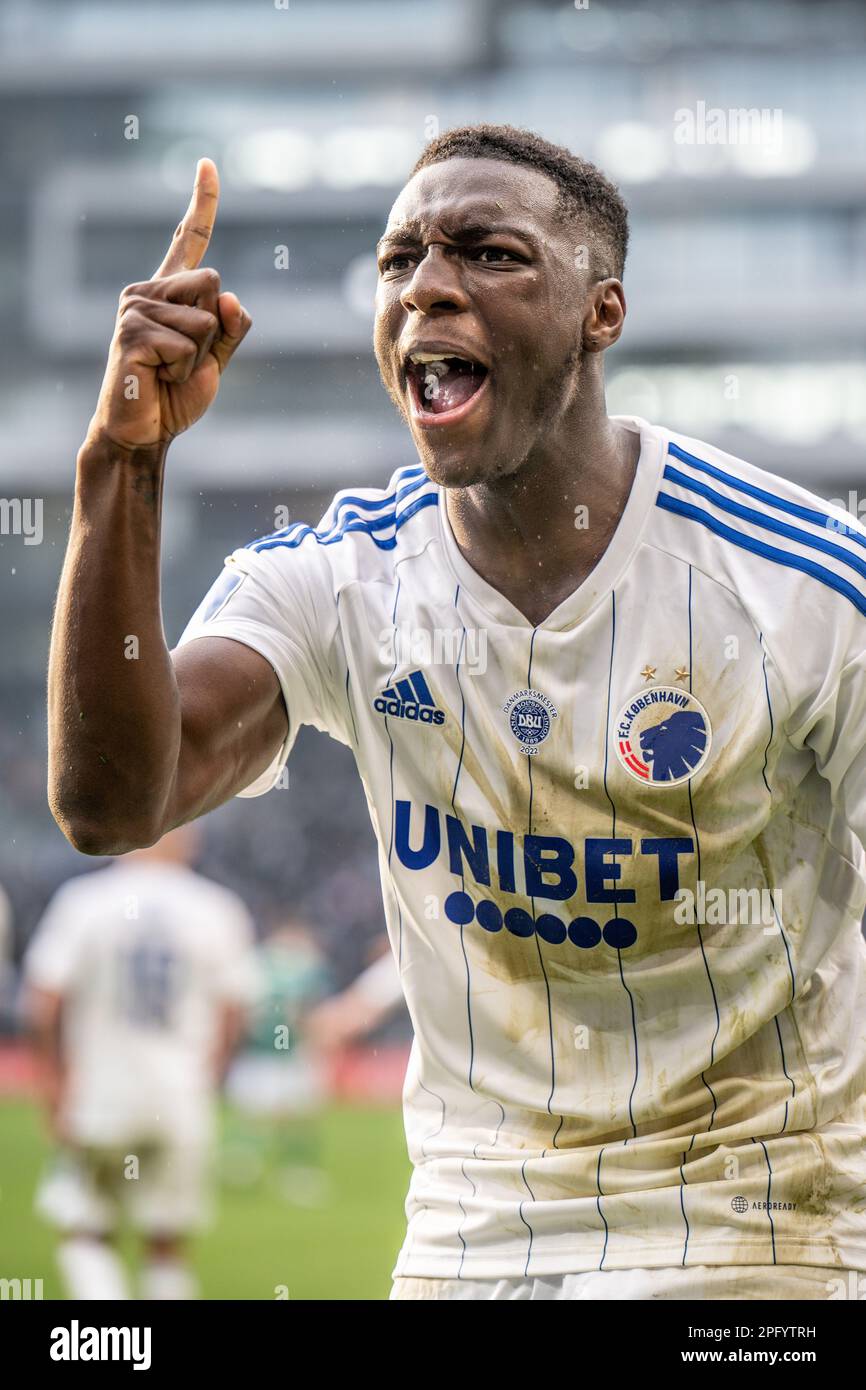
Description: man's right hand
xmin=84 ymin=157 xmax=251 ymax=453
xmin=50 ymin=156 xmax=285 ymax=856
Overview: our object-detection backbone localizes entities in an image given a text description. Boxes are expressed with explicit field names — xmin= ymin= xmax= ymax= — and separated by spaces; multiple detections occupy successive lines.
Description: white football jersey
xmin=180 ymin=415 xmax=866 ymax=1279
xmin=26 ymin=862 xmax=258 ymax=1144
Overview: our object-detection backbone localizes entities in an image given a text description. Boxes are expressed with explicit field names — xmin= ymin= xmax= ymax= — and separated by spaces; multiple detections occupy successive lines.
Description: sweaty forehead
xmin=384 ymin=156 xmax=561 ymax=239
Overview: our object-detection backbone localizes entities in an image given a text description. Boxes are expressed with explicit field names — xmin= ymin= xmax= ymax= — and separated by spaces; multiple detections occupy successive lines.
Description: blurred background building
xmin=0 ymin=0 xmax=864 ymax=1296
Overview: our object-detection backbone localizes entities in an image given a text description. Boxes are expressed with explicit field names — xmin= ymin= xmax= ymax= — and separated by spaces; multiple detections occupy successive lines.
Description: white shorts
xmin=390 ymin=1264 xmax=866 ymax=1301
xmin=225 ymin=1052 xmax=326 ymax=1118
xmin=35 ymin=1139 xmax=212 ymax=1237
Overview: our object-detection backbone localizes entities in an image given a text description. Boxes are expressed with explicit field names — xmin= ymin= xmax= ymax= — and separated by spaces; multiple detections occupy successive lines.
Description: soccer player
xmin=306 ymin=943 xmax=404 ymax=1054
xmin=224 ymin=920 xmax=331 ymax=1203
xmin=48 ymin=126 xmax=866 ymax=1300
xmin=25 ymin=826 xmax=257 ymax=1299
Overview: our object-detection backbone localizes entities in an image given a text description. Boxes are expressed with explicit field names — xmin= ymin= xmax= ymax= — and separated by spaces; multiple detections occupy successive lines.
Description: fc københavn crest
xmin=503 ymin=688 xmax=558 ymax=755
xmin=615 ymin=685 xmax=711 ymax=787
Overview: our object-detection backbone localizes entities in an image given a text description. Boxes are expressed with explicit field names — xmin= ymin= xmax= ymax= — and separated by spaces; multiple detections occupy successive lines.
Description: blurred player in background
xmin=0 ymin=879 xmax=13 ymax=1028
xmin=25 ymin=825 xmax=258 ymax=1300
xmin=307 ymin=942 xmax=404 ymax=1055
xmin=224 ymin=919 xmax=330 ymax=1203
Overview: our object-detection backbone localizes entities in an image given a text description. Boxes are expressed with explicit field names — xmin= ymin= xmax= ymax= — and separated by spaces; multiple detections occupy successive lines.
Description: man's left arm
xmin=23 ymin=883 xmax=89 ymax=1141
xmin=26 ymin=985 xmax=68 ymax=1142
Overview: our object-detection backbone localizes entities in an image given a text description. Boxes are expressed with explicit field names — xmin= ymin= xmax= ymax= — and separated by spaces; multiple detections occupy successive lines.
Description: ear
xmin=582 ymin=279 xmax=627 ymax=353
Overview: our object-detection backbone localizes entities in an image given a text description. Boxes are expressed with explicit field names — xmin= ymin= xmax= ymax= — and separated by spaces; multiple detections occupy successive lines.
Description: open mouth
xmin=404 ymin=351 xmax=489 ymax=424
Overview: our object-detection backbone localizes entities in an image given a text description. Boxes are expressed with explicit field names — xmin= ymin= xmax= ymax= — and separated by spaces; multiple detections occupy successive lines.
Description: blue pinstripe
xmin=753 ymin=1137 xmax=777 ymax=1263
xmin=685 ymin=567 xmax=720 ymax=1129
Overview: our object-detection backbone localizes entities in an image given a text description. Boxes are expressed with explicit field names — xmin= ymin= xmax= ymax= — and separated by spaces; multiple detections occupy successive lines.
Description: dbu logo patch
xmin=503 ymin=687 xmax=558 ymax=755
xmin=615 ymin=686 xmax=711 ymax=787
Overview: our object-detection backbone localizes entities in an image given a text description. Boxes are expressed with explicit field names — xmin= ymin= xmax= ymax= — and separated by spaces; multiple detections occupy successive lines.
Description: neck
xmin=445 ymin=388 xmax=640 ymax=625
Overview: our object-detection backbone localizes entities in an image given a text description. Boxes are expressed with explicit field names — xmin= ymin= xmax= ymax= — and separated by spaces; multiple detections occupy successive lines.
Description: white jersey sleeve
xmin=794 ymin=646 xmax=866 ymax=853
xmin=741 ymin=506 xmax=866 ymax=853
xmin=177 ymin=528 xmax=346 ymax=796
xmin=206 ymin=891 xmax=261 ymax=1006
xmin=353 ymin=949 xmax=404 ymax=1012
xmin=0 ymin=882 xmax=12 ymax=961
xmin=658 ymin=424 xmax=866 ymax=858
xmin=25 ymin=880 xmax=92 ymax=993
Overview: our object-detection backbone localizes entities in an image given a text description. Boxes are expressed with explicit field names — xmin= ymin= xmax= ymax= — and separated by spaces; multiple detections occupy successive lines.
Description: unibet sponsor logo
xmin=373 ymin=670 xmax=445 ymax=726
xmin=393 ymin=799 xmax=704 ymax=951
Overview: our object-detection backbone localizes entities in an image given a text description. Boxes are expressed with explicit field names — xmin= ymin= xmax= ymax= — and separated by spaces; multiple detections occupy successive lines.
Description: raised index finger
xmin=154 ymin=158 xmax=220 ymax=278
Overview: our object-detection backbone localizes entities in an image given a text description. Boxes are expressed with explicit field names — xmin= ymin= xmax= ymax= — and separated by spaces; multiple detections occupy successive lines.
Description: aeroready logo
xmin=373 ymin=670 xmax=445 ymax=725
xmin=50 ymin=1319 xmax=151 ymax=1370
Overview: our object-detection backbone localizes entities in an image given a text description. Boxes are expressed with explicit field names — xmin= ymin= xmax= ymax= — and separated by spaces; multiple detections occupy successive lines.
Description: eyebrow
xmin=376 ymin=221 xmax=541 ymax=255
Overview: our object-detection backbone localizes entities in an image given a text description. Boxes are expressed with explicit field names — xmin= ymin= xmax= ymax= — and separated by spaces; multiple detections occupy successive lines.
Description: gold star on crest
xmin=674 ymin=665 xmax=690 ymax=682
xmin=640 ymin=665 xmax=656 ymax=680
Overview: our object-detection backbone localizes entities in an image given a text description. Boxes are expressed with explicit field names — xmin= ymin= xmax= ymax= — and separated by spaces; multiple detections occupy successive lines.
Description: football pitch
xmin=0 ymin=1099 xmax=410 ymax=1301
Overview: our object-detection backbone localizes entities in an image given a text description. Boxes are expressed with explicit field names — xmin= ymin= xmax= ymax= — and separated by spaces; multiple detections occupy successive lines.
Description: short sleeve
xmin=0 ymin=882 xmax=12 ymax=961
xmin=354 ymin=950 xmax=403 ymax=1010
xmin=24 ymin=884 xmax=91 ymax=993
xmin=794 ymin=648 xmax=866 ymax=854
xmin=176 ymin=536 xmax=345 ymax=796
xmin=208 ymin=894 xmax=261 ymax=1006
xmin=778 ymin=551 xmax=866 ymax=855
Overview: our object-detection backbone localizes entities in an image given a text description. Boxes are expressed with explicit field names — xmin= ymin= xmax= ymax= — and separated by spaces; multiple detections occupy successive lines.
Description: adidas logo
xmin=373 ymin=670 xmax=445 ymax=725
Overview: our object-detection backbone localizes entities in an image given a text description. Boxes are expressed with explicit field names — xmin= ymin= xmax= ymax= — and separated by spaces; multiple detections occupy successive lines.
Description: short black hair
xmin=410 ymin=123 xmax=629 ymax=279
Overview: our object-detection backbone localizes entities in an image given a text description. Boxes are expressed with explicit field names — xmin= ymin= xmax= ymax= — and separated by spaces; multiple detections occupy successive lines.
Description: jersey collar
xmin=436 ymin=415 xmax=667 ymax=631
